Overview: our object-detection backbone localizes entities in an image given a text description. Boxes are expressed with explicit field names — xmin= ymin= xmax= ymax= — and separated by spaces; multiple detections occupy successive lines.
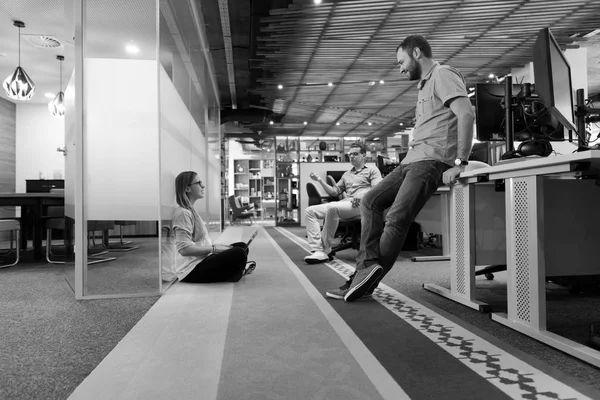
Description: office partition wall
xmin=68 ymin=0 xmax=221 ymax=299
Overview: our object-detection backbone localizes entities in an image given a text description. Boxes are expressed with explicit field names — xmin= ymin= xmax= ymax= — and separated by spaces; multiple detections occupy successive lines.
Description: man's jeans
xmin=356 ymin=160 xmax=450 ymax=274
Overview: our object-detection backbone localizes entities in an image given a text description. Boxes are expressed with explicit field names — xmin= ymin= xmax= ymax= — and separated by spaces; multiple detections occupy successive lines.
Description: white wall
xmin=160 ymin=65 xmax=220 ymax=222
xmin=15 ymin=103 xmax=65 ymax=192
xmin=84 ymin=59 xmax=159 ymax=221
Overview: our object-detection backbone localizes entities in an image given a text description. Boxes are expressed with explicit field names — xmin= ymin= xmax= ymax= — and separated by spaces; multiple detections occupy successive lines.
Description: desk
xmin=0 ymin=193 xmax=65 ymax=260
xmin=425 ymin=150 xmax=600 ymax=367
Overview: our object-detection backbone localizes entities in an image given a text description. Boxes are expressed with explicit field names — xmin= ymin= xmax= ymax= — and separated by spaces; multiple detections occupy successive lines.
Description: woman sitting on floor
xmin=170 ymin=171 xmax=249 ymax=283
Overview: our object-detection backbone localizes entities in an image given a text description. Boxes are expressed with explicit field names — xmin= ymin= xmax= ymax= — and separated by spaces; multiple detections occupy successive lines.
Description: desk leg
xmin=413 ymin=191 xmax=451 ymax=262
xmin=424 ymin=184 xmax=491 ymax=312
xmin=33 ymin=201 xmax=43 ymax=260
xmin=491 ymin=176 xmax=600 ymax=368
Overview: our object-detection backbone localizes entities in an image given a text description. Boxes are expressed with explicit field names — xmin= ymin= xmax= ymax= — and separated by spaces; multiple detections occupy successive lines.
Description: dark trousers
xmin=356 ymin=160 xmax=449 ymax=275
xmin=182 ymin=242 xmax=248 ymax=283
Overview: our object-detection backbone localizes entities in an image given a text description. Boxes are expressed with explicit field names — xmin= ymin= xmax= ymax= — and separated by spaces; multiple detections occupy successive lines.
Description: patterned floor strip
xmin=275 ymin=227 xmax=592 ymax=400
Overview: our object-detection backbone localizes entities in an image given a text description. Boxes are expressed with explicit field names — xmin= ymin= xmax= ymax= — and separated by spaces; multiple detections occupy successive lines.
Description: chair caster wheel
xmin=485 ymin=273 xmax=494 ymax=280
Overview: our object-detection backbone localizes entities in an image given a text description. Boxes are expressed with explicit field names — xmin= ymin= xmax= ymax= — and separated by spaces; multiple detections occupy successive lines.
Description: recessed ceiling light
xmin=269 ymin=121 xmax=274 ymax=125
xmin=45 ymin=92 xmax=55 ymax=99
xmin=277 ymin=84 xmax=283 ymax=89
xmin=125 ymin=43 xmax=140 ymax=54
xmin=368 ymin=122 xmax=372 ymax=126
xmin=336 ymin=122 xmax=340 ymax=126
xmin=303 ymin=121 xmax=308 ymax=125
xmin=328 ymin=82 xmax=333 ymax=86
xmin=488 ymin=73 xmax=495 ymax=79
xmin=379 ymin=80 xmax=384 ymax=84
xmin=314 ymin=0 xmax=322 ymax=4
xmin=399 ymin=122 xmax=404 ymax=126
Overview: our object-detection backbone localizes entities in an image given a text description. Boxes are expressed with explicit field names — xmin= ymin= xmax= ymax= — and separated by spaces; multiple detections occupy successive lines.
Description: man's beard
xmin=407 ymin=58 xmax=422 ymax=81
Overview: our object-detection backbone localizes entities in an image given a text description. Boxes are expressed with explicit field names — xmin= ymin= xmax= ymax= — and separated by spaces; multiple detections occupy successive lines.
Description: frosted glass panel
xmin=80 ymin=0 xmax=160 ymax=297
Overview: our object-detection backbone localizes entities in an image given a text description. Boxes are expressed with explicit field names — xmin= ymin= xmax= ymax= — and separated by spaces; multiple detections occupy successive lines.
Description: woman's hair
xmin=175 ymin=171 xmax=197 ymax=211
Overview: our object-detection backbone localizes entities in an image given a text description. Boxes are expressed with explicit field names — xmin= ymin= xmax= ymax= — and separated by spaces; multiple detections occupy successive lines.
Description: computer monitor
xmin=475 ymin=83 xmax=560 ymax=142
xmin=326 ymin=170 xmax=345 ymax=183
xmin=475 ymin=83 xmax=521 ymax=141
xmin=532 ymin=27 xmax=577 ymax=135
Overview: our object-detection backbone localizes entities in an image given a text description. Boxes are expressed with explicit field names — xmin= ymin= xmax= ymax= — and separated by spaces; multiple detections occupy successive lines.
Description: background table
xmin=0 ymin=193 xmax=65 ymax=260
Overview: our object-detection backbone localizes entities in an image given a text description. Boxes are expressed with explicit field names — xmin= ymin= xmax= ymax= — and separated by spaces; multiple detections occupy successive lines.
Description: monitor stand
xmin=500 ymin=76 xmax=521 ymax=160
xmin=575 ymin=88 xmax=600 ymax=152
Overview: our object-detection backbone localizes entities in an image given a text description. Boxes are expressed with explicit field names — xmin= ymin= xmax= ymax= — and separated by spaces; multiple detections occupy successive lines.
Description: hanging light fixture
xmin=3 ymin=21 xmax=35 ymax=100
xmin=48 ymin=56 xmax=65 ymax=117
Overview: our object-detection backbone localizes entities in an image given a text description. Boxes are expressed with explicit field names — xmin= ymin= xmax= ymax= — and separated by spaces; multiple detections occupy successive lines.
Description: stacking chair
xmin=0 ymin=219 xmax=20 ymax=268
xmin=94 ymin=220 xmax=139 ymax=252
xmin=44 ymin=206 xmax=116 ymax=265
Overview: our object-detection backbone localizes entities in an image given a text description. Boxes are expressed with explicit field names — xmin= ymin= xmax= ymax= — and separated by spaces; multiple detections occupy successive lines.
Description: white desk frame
xmin=423 ymin=181 xmax=492 ymax=312
xmin=413 ymin=186 xmax=451 ymax=262
xmin=429 ymin=151 xmax=600 ymax=367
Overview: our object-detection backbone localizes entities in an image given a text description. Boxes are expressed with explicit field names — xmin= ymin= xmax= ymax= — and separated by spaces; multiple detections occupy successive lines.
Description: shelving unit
xmin=275 ymin=138 xmax=300 ymax=226
xmin=262 ymin=159 xmax=276 ymax=220
xmin=231 ymin=158 xmax=277 ymax=221
xmin=233 ymin=159 xmax=250 ymax=207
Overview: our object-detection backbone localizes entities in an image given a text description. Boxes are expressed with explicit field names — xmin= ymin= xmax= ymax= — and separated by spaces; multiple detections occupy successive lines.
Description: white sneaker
xmin=304 ymin=251 xmax=330 ymax=264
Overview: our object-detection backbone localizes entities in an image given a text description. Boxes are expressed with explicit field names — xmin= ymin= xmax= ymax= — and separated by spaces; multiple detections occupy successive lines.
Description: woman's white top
xmin=163 ymin=207 xmax=212 ymax=281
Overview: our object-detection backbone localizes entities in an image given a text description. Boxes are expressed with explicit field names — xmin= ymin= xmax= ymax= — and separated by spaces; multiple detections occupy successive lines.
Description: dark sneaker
xmin=344 ymin=264 xmax=383 ymax=302
xmin=325 ymin=274 xmax=353 ymax=299
xmin=325 ymin=271 xmax=376 ymax=300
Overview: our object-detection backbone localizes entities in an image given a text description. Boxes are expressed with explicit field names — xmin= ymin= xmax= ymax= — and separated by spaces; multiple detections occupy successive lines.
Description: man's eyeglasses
xmin=189 ymin=180 xmax=204 ymax=188
xmin=348 ymin=152 xmax=362 ymax=157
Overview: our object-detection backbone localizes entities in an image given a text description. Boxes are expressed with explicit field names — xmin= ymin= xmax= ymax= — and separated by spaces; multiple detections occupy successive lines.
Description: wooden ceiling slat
xmin=243 ymin=0 xmax=600 ymax=138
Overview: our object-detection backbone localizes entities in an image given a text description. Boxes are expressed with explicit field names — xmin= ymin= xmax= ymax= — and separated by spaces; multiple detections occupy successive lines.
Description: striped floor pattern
xmin=67 ymin=225 xmax=599 ymax=400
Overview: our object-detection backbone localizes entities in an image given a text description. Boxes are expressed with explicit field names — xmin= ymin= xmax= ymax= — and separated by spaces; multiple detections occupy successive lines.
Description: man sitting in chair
xmin=304 ymin=142 xmax=382 ymax=264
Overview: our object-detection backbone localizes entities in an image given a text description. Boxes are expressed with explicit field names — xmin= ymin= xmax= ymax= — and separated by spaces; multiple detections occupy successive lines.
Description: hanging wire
xmin=17 ymin=24 xmax=21 ymax=67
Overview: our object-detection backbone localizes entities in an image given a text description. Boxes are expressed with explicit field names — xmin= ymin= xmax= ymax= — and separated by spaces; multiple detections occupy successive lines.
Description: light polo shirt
xmin=401 ymin=61 xmax=469 ymax=167
xmin=334 ymin=164 xmax=382 ymax=200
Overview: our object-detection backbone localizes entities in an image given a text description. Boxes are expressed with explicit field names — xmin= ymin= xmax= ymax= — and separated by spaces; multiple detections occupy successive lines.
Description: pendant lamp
xmin=3 ymin=21 xmax=36 ymax=100
xmin=48 ymin=56 xmax=65 ymax=117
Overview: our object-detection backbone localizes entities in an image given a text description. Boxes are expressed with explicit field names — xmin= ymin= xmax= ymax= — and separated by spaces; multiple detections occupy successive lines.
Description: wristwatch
xmin=454 ymin=158 xmax=469 ymax=166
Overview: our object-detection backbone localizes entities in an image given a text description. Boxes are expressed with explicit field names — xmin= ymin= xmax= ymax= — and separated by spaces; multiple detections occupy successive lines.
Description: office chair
xmin=306 ymin=181 xmax=339 ymax=206
xmin=306 ymin=182 xmax=324 ymax=206
xmin=328 ymin=217 xmax=361 ymax=256
xmin=228 ymin=195 xmax=255 ymax=225
xmin=305 ymin=181 xmax=361 ymax=257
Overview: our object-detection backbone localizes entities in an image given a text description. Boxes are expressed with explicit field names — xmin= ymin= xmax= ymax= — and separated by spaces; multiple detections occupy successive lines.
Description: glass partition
xmin=70 ymin=0 xmax=161 ymax=298
xmin=67 ymin=0 xmax=221 ymax=298
xmin=158 ymin=0 xmax=223 ymax=288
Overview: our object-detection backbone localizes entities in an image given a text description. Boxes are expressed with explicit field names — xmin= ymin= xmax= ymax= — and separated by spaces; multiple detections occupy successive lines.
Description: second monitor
xmin=475 ymin=83 xmax=566 ymax=143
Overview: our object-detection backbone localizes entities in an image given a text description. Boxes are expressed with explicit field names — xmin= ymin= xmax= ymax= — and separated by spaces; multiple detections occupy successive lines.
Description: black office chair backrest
xmin=306 ymin=182 xmax=323 ymax=206
xmin=326 ymin=175 xmax=337 ymax=187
